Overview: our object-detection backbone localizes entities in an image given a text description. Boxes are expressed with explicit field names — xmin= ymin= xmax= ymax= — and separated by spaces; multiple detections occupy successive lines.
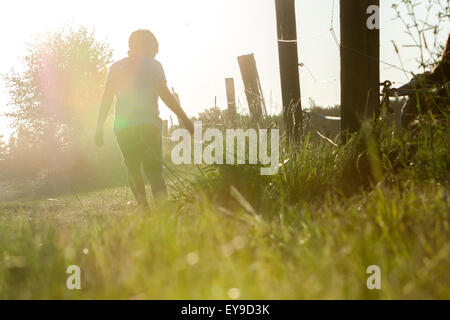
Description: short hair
xmin=129 ymin=29 xmax=159 ymax=55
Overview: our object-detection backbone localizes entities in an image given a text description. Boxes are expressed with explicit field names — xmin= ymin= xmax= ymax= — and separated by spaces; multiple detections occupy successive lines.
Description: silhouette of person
xmin=95 ymin=29 xmax=194 ymax=211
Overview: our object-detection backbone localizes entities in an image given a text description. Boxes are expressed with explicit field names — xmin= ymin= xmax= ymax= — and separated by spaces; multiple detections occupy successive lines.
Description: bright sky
xmin=0 ymin=0 xmax=448 ymax=140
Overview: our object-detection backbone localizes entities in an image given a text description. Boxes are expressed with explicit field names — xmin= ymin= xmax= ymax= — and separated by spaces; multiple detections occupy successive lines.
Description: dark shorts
xmin=116 ymin=124 xmax=163 ymax=173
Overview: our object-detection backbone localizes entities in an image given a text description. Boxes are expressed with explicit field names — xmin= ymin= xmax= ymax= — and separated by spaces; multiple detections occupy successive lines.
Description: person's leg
xmin=145 ymin=171 xmax=168 ymax=201
xmin=141 ymin=124 xmax=167 ymax=202
xmin=128 ymin=166 xmax=149 ymax=209
xmin=127 ymin=169 xmax=140 ymax=201
xmin=117 ymin=127 xmax=149 ymax=209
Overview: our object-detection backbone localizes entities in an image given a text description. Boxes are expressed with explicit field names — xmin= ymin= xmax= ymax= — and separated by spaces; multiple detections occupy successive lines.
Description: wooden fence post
xmin=225 ymin=78 xmax=237 ymax=124
xmin=238 ymin=53 xmax=266 ymax=122
xmin=340 ymin=0 xmax=380 ymax=140
xmin=275 ymin=0 xmax=302 ymax=140
xmin=171 ymin=87 xmax=184 ymax=128
xmin=172 ymin=87 xmax=181 ymax=105
xmin=163 ymin=120 xmax=169 ymax=137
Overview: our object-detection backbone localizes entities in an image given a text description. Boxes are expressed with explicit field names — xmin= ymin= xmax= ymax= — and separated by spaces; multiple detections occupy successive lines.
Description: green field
xmin=1 ymin=119 xmax=449 ymax=299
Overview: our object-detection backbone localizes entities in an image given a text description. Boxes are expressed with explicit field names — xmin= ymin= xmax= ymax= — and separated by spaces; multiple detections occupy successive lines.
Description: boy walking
xmin=95 ymin=29 xmax=193 ymax=210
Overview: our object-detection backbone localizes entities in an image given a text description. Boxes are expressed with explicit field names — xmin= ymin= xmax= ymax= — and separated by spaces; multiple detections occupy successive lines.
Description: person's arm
xmin=155 ymin=82 xmax=194 ymax=134
xmin=95 ymin=76 xmax=115 ymax=147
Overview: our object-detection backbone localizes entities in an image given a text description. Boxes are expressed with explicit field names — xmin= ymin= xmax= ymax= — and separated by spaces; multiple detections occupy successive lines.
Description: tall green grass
xmin=0 ymin=115 xmax=448 ymax=299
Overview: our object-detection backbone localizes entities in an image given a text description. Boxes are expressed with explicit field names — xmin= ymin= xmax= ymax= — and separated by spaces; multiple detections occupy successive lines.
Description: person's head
xmin=128 ymin=29 xmax=159 ymax=58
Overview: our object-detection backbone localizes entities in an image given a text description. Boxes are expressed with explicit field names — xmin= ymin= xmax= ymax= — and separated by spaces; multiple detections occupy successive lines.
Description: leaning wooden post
xmin=225 ymin=78 xmax=237 ymax=124
xmin=274 ymin=0 xmax=302 ymax=141
xmin=340 ymin=0 xmax=380 ymax=141
xmin=238 ymin=53 xmax=264 ymax=122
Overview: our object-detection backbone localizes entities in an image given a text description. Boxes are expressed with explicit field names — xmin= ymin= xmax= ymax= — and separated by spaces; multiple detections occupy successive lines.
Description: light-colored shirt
xmin=105 ymin=56 xmax=166 ymax=134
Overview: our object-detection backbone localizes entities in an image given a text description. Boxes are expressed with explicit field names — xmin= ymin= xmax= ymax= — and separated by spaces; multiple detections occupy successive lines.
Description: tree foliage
xmin=4 ymin=26 xmax=113 ymax=147
xmin=1 ymin=26 xmax=122 ymax=188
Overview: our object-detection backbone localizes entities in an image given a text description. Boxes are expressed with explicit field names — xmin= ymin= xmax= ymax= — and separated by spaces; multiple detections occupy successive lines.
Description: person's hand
xmin=95 ymin=128 xmax=104 ymax=147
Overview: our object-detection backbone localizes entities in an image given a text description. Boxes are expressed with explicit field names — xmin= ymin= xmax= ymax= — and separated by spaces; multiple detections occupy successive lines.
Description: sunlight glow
xmin=0 ymin=0 xmax=448 ymax=140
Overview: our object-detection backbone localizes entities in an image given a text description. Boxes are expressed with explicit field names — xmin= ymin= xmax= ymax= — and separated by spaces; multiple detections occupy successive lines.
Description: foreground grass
xmin=0 ymin=180 xmax=448 ymax=299
xmin=0 ymin=117 xmax=449 ymax=299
